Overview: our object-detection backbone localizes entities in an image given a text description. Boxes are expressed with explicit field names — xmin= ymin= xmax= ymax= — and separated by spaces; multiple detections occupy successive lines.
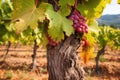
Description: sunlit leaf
xmin=11 ymin=0 xmax=52 ymax=33
xmin=88 ymin=19 xmax=99 ymax=34
xmin=62 ymin=18 xmax=74 ymax=36
xmin=14 ymin=19 xmax=26 ymax=33
xmin=58 ymin=0 xmax=75 ymax=16
xmin=45 ymin=9 xmax=74 ymax=42
xmin=118 ymin=0 xmax=120 ymax=4
xmin=77 ymin=0 xmax=111 ymax=19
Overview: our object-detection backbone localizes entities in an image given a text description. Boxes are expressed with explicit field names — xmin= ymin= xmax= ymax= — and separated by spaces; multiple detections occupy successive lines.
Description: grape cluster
xmin=46 ymin=34 xmax=58 ymax=46
xmin=69 ymin=9 xmax=88 ymax=33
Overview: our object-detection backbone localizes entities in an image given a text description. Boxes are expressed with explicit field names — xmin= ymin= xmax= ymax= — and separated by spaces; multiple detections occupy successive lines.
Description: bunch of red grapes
xmin=69 ymin=9 xmax=88 ymax=33
xmin=46 ymin=9 xmax=88 ymax=46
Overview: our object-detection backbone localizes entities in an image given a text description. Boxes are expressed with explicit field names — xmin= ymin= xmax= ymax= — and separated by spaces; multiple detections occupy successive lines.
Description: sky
xmin=102 ymin=0 xmax=120 ymax=15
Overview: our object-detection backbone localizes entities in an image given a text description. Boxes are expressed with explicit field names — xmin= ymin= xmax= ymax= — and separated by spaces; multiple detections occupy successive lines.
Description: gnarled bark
xmin=47 ymin=35 xmax=85 ymax=80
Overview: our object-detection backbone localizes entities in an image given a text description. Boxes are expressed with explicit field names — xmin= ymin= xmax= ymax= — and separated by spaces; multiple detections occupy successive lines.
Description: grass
xmin=3 ymin=70 xmax=14 ymax=80
xmin=86 ymin=69 xmax=92 ymax=80
xmin=2 ymin=69 xmax=37 ymax=80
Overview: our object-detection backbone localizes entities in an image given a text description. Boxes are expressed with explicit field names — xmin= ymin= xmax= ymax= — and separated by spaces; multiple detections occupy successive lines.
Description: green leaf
xmin=88 ymin=19 xmax=99 ymax=34
xmin=97 ymin=26 xmax=115 ymax=48
xmin=11 ymin=0 xmax=52 ymax=33
xmin=0 ymin=9 xmax=2 ymax=18
xmin=48 ymin=26 xmax=64 ymax=42
xmin=2 ymin=33 xmax=9 ymax=41
xmin=62 ymin=18 xmax=74 ymax=36
xmin=45 ymin=9 xmax=74 ymax=42
xmin=46 ymin=9 xmax=64 ymax=42
xmin=11 ymin=0 xmax=34 ymax=19
xmin=5 ymin=23 xmax=14 ymax=32
xmin=0 ymin=24 xmax=7 ymax=39
xmin=59 ymin=0 xmax=75 ymax=6
xmin=1 ymin=1 xmax=13 ymax=13
xmin=58 ymin=0 xmax=75 ymax=16
xmin=37 ymin=22 xmax=49 ymax=47
xmin=1 ymin=1 xmax=13 ymax=19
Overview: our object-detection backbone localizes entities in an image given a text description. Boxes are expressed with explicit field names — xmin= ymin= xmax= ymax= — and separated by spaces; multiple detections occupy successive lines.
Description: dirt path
xmin=0 ymin=45 xmax=120 ymax=80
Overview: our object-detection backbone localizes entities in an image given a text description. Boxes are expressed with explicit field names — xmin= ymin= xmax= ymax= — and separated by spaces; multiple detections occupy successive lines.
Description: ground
xmin=0 ymin=44 xmax=120 ymax=80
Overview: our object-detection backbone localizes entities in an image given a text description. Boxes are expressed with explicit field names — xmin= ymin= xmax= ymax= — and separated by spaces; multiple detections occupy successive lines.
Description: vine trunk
xmin=47 ymin=35 xmax=85 ymax=80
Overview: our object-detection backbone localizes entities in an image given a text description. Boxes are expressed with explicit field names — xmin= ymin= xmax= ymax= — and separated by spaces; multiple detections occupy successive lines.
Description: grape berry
xmin=69 ymin=9 xmax=88 ymax=33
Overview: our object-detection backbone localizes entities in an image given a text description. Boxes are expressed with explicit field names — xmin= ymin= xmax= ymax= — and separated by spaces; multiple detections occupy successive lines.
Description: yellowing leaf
xmin=80 ymin=36 xmax=96 ymax=64
xmin=14 ymin=19 xmax=26 ymax=33
xmin=84 ymin=32 xmax=96 ymax=46
xmin=0 ymin=0 xmax=2 ymax=4
xmin=11 ymin=0 xmax=52 ymax=32
xmin=80 ymin=47 xmax=96 ymax=64
xmin=107 ymin=0 xmax=111 ymax=4
xmin=118 ymin=0 xmax=120 ymax=4
xmin=77 ymin=0 xmax=111 ymax=19
xmin=9 ymin=35 xmax=15 ymax=43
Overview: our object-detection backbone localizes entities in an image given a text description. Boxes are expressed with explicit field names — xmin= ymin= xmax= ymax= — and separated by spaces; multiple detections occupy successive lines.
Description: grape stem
xmin=35 ymin=0 xmax=39 ymax=7
xmin=53 ymin=0 xmax=59 ymax=6
xmin=74 ymin=0 xmax=77 ymax=8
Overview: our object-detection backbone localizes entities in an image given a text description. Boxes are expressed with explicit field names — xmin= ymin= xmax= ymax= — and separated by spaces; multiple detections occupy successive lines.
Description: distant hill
xmin=97 ymin=14 xmax=120 ymax=28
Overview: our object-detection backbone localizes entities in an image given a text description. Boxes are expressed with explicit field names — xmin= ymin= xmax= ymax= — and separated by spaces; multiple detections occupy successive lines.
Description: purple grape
xmin=46 ymin=34 xmax=58 ymax=46
xmin=76 ymin=27 xmax=82 ymax=33
xmin=74 ymin=15 xmax=79 ymax=20
xmin=68 ymin=9 xmax=88 ymax=33
xmin=73 ymin=24 xmax=78 ymax=28
xmin=73 ymin=20 xmax=78 ymax=24
xmin=85 ymin=28 xmax=88 ymax=33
